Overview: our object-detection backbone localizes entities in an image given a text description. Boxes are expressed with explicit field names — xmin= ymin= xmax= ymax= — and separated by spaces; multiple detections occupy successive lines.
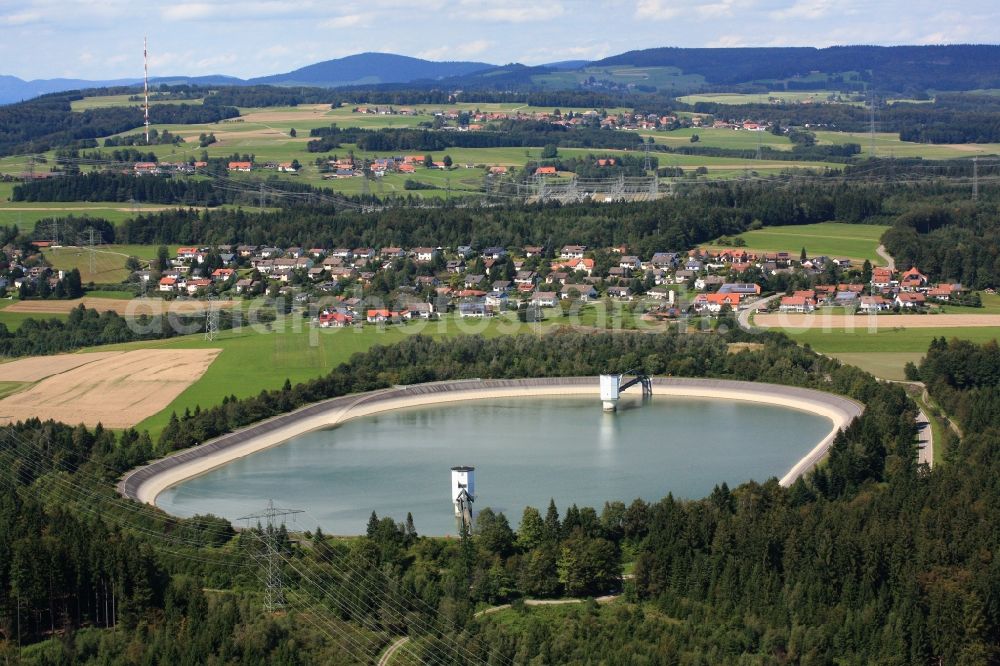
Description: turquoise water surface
xmin=157 ymin=396 xmax=832 ymax=535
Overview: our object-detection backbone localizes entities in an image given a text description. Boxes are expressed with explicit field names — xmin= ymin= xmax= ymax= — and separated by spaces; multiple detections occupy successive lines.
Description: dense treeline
xmin=912 ymin=337 xmax=1000 ymax=433
xmin=306 ymin=123 xmax=644 ymax=153
xmin=12 ymin=172 xmax=224 ymax=205
xmin=12 ymin=171 xmax=327 ymax=207
xmin=433 ymin=343 xmax=1000 ymax=664
xmin=112 ymin=180 xmax=902 ymax=253
xmin=0 ymin=90 xmax=238 ymax=156
xmin=685 ymin=93 xmax=1000 ymax=144
xmin=202 ymin=85 xmax=345 ymax=108
xmin=3 ymin=326 xmax=998 ymax=662
xmin=31 ymin=216 xmax=116 ymax=244
xmin=0 ymin=419 xmax=370 ymax=663
xmin=881 ymin=201 xmax=1000 ymax=288
xmin=658 ymin=141 xmax=862 ymax=162
xmin=599 ymin=45 xmax=1000 ymax=93
xmin=0 ymin=305 xmax=259 ymax=358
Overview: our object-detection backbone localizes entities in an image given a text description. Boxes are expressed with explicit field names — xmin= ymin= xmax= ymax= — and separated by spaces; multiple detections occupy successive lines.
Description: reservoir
xmin=156 ymin=396 xmax=833 ymax=535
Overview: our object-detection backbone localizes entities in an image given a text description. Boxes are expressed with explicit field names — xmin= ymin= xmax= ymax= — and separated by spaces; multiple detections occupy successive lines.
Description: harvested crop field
xmin=5 ymin=297 xmax=238 ymax=315
xmin=0 ymin=351 xmax=121 ymax=382
xmin=241 ymin=105 xmax=334 ymax=122
xmin=0 ymin=349 xmax=221 ymax=428
xmin=754 ymin=313 xmax=1000 ymax=330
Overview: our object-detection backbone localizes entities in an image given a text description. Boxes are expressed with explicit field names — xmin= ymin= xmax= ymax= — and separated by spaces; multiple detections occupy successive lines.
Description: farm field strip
xmin=754 ymin=313 xmax=1000 ymax=330
xmin=3 ymin=296 xmax=239 ymax=315
xmin=0 ymin=349 xmax=221 ymax=428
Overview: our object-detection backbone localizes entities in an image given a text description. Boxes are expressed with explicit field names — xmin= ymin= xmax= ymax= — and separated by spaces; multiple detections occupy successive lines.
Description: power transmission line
xmin=238 ymin=500 xmax=304 ymax=612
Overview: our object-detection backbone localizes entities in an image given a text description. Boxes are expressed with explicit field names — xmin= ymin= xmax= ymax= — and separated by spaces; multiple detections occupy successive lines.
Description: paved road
xmin=377 ymin=637 xmax=409 ymax=666
xmin=737 ymin=294 xmax=781 ymax=332
xmin=876 ymin=244 xmax=895 ymax=270
xmin=916 ymin=407 xmax=934 ymax=467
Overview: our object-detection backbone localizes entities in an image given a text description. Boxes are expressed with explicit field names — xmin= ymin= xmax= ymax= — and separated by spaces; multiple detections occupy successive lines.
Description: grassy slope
xmin=709 ymin=222 xmax=889 ymax=263
xmin=84 ymin=312 xmax=560 ymax=438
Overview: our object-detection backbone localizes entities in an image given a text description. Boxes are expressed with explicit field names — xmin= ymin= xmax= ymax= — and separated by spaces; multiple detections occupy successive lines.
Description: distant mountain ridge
xmin=5 ymin=45 xmax=1000 ymax=105
xmin=0 ymin=53 xmax=497 ymax=104
xmin=249 ymin=52 xmax=494 ymax=87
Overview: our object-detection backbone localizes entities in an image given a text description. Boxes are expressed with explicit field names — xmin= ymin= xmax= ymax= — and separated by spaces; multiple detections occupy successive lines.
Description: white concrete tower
xmin=451 ymin=466 xmax=475 ymax=521
xmin=600 ymin=374 xmax=621 ymax=411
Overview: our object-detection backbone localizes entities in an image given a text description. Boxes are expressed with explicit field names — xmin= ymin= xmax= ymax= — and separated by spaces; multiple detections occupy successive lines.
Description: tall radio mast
xmin=143 ymin=37 xmax=150 ymax=144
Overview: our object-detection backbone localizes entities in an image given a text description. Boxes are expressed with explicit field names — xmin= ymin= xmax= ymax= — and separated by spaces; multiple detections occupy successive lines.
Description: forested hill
xmin=593 ymin=44 xmax=1000 ymax=92
xmin=250 ymin=52 xmax=493 ymax=88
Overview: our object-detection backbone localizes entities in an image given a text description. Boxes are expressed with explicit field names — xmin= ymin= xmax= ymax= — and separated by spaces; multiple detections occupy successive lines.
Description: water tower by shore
xmin=451 ymin=466 xmax=475 ymax=528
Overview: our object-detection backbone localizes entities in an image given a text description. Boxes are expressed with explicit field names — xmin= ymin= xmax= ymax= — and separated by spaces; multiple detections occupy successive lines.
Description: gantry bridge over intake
xmin=599 ymin=370 xmax=653 ymax=411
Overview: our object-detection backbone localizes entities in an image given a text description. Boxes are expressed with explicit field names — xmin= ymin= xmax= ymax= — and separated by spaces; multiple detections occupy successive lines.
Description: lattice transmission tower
xmin=238 ymin=500 xmax=303 ymax=612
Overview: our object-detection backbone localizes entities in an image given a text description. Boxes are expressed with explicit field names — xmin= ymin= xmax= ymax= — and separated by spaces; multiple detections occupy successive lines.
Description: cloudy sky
xmin=1 ymin=0 xmax=998 ymax=80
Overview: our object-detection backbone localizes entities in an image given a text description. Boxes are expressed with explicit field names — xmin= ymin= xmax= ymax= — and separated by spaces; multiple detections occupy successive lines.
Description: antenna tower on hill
xmin=143 ymin=37 xmax=150 ymax=144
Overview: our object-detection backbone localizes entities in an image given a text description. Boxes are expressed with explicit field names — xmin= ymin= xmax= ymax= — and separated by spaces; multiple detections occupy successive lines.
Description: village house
xmin=485 ymin=290 xmax=509 ymax=309
xmin=481 ymin=246 xmax=507 ymax=260
xmin=558 ymin=257 xmax=595 ymax=276
xmin=185 ymin=278 xmax=212 ymax=295
xmin=896 ymin=292 xmax=927 ymax=308
xmin=718 ymin=283 xmax=762 ymax=296
xmin=459 ymin=299 xmax=492 ymax=318
xmin=648 ymin=252 xmax=679 ymax=269
xmin=779 ymin=295 xmax=815 ymax=313
xmin=693 ymin=292 xmax=743 ymax=313
xmin=927 ymin=283 xmax=963 ymax=300
xmin=560 ymin=245 xmax=587 ymax=259
xmin=411 ymin=247 xmax=439 ymax=263
xmin=899 ymin=267 xmax=929 ymax=292
xmin=211 ymin=268 xmax=235 ymax=283
xmin=607 ymin=286 xmax=633 ymax=300
xmin=694 ymin=275 xmax=726 ymax=290
xmin=619 ymin=256 xmax=641 ymax=271
xmin=319 ymin=311 xmax=353 ymax=328
xmin=406 ymin=302 xmax=436 ymax=319
xmin=531 ymin=290 xmax=559 ymax=307
xmin=560 ymin=284 xmax=598 ymax=301
xmin=859 ymin=295 xmax=891 ymax=313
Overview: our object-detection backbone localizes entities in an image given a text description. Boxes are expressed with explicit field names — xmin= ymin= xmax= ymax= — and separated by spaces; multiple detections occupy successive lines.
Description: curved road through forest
xmin=876 ymin=244 xmax=896 ymax=270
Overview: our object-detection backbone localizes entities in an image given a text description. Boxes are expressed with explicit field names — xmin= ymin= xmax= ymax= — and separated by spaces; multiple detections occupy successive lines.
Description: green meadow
xmin=70 ymin=94 xmax=205 ymax=111
xmin=813 ymin=131 xmax=1000 ymax=159
xmin=709 ymin=222 xmax=889 ymax=263
xmin=677 ymin=91 xmax=860 ymax=105
xmin=0 ymin=298 xmax=70 ymax=331
xmin=84 ymin=311 xmax=561 ymax=438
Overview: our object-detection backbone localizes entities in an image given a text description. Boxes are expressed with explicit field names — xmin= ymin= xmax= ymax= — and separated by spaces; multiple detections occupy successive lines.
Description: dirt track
xmin=0 ymin=349 xmax=221 ymax=428
xmin=5 ymin=297 xmax=238 ymax=315
xmin=754 ymin=313 xmax=1000 ymax=330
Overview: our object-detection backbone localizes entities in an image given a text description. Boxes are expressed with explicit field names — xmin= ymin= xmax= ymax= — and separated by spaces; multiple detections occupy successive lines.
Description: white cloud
xmin=321 ymin=13 xmax=373 ymax=28
xmin=420 ymin=39 xmax=492 ymax=61
xmin=708 ymin=34 xmax=752 ymax=47
xmin=0 ymin=11 xmax=44 ymax=25
xmin=635 ymin=0 xmax=682 ymax=20
xmin=463 ymin=3 xmax=565 ymax=23
xmin=161 ymin=1 xmax=308 ymax=21
xmin=770 ymin=0 xmax=842 ymax=20
xmin=161 ymin=3 xmax=215 ymax=21
xmin=518 ymin=42 xmax=614 ymax=64
xmin=637 ymin=0 xmax=755 ymax=20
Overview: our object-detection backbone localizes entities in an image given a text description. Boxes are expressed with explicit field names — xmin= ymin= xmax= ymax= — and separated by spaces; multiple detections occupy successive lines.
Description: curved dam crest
xmin=120 ymin=378 xmax=863 ymax=534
